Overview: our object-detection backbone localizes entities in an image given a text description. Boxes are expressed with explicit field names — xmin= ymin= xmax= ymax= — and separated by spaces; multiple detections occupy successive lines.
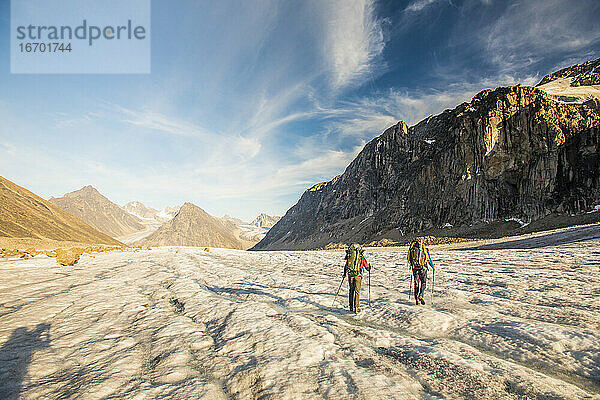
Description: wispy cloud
xmin=274 ymin=142 xmax=365 ymax=185
xmin=110 ymin=104 xmax=214 ymax=138
xmin=193 ymin=141 xmax=368 ymax=198
xmin=485 ymin=0 xmax=600 ymax=73
xmin=321 ymin=0 xmax=386 ymax=89
xmin=53 ymin=111 xmax=103 ymax=129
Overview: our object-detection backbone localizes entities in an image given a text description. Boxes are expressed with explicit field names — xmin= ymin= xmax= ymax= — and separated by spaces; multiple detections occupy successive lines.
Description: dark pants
xmin=348 ymin=275 xmax=362 ymax=312
xmin=413 ymin=268 xmax=427 ymax=300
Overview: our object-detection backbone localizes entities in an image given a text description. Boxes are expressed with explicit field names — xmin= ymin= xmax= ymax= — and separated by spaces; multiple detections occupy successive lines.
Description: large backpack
xmin=408 ymin=240 xmax=427 ymax=269
xmin=346 ymin=244 xmax=364 ymax=276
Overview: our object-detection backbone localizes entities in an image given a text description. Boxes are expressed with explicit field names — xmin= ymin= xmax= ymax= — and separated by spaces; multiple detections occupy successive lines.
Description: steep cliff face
xmin=254 ymin=82 xmax=600 ymax=250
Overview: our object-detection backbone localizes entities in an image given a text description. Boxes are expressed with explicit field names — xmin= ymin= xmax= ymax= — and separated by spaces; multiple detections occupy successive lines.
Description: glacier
xmin=1 ymin=233 xmax=599 ymax=399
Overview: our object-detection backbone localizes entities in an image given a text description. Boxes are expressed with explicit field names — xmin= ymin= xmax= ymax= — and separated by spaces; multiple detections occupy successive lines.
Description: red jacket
xmin=346 ymin=257 xmax=371 ymax=277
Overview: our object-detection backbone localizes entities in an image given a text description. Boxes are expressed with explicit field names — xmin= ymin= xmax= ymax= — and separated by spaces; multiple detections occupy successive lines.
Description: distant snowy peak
xmin=123 ymin=201 xmax=180 ymax=223
xmin=123 ymin=201 xmax=160 ymax=220
xmin=250 ymin=213 xmax=281 ymax=229
xmin=160 ymin=205 xmax=181 ymax=221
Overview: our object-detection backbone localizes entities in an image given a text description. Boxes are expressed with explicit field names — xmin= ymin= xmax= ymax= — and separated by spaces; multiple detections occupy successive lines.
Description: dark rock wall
xmin=254 ymin=85 xmax=600 ymax=250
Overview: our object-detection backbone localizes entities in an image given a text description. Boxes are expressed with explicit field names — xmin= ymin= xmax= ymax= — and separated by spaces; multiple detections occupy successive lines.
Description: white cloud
xmin=325 ymin=114 xmax=397 ymax=140
xmin=321 ymin=0 xmax=386 ymax=89
xmin=104 ymin=102 xmax=269 ymax=165
xmin=404 ymin=0 xmax=444 ymax=13
xmin=232 ymin=136 xmax=262 ymax=159
xmin=110 ymin=104 xmax=213 ymax=138
xmin=53 ymin=111 xmax=103 ymax=129
xmin=274 ymin=142 xmax=365 ymax=185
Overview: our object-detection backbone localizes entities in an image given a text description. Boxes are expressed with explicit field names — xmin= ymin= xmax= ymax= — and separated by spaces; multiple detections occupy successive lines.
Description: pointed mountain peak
xmin=50 ymin=185 xmax=145 ymax=238
xmin=176 ymin=202 xmax=208 ymax=217
xmin=134 ymin=201 xmax=247 ymax=249
xmin=250 ymin=213 xmax=281 ymax=229
xmin=0 ymin=175 xmax=120 ymax=245
xmin=179 ymin=202 xmax=196 ymax=212
xmin=67 ymin=185 xmax=102 ymax=198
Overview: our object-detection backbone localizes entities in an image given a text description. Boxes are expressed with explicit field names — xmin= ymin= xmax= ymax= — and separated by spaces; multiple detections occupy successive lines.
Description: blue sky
xmin=1 ymin=0 xmax=599 ymax=221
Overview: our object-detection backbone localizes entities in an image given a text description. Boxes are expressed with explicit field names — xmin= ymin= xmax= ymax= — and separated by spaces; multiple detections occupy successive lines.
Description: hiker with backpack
xmin=408 ymin=238 xmax=435 ymax=305
xmin=343 ymin=243 xmax=370 ymax=313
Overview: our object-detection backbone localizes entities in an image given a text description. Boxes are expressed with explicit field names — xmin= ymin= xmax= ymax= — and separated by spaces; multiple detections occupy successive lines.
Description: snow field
xmin=0 ymin=240 xmax=599 ymax=399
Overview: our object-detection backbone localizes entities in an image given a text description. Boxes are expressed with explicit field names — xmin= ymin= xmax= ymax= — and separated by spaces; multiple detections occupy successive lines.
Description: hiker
xmin=343 ymin=243 xmax=370 ymax=313
xmin=408 ymin=238 xmax=434 ymax=305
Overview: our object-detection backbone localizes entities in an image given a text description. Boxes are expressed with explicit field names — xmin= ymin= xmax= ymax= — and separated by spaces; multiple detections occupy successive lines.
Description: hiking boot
xmin=355 ymin=308 xmax=361 ymax=314
xmin=415 ymin=298 xmax=420 ymax=305
xmin=419 ymin=296 xmax=425 ymax=305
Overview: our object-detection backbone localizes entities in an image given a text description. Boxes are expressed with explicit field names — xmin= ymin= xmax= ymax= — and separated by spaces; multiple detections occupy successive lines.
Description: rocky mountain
xmin=0 ymin=176 xmax=120 ymax=245
xmin=253 ymin=59 xmax=600 ymax=250
xmin=50 ymin=186 xmax=145 ymax=238
xmin=250 ymin=213 xmax=281 ymax=229
xmin=134 ymin=202 xmax=252 ymax=249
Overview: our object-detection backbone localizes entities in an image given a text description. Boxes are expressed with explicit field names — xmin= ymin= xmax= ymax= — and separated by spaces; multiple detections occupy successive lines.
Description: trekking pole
xmin=431 ymin=268 xmax=435 ymax=305
xmin=332 ymin=274 xmax=346 ymax=307
xmin=407 ymin=262 xmax=412 ymax=300
xmin=368 ymin=267 xmax=371 ymax=306
xmin=426 ymin=249 xmax=435 ymax=305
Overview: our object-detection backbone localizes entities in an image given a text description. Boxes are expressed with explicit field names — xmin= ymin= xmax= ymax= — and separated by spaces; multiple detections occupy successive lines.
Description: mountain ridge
xmin=0 ymin=176 xmax=121 ymax=245
xmin=253 ymin=59 xmax=600 ymax=250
